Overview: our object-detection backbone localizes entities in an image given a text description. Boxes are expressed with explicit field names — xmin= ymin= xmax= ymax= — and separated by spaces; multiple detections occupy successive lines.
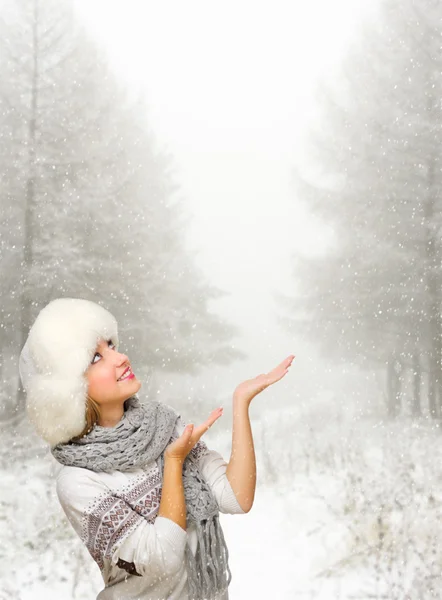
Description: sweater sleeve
xmin=56 ymin=467 xmax=187 ymax=580
xmin=176 ymin=416 xmax=246 ymax=515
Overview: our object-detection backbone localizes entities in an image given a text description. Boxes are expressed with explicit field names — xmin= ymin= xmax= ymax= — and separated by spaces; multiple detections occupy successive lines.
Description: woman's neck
xmin=98 ymin=403 xmax=125 ymax=427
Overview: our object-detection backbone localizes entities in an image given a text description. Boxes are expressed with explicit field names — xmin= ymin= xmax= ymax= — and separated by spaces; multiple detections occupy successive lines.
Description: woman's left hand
xmin=233 ymin=354 xmax=295 ymax=406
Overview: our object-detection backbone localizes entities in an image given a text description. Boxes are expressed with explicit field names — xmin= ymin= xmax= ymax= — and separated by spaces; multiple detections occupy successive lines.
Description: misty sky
xmin=72 ymin=0 xmax=380 ymax=403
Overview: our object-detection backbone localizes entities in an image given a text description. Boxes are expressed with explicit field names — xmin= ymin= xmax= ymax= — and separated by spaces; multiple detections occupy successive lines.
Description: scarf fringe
xmin=185 ymin=515 xmax=231 ymax=600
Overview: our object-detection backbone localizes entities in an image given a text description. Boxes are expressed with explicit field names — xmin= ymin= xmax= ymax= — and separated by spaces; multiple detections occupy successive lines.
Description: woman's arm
xmin=225 ymin=398 xmax=256 ymax=513
xmin=159 ymin=409 xmax=223 ymax=528
xmin=226 ymin=355 xmax=295 ymax=513
xmin=158 ymin=455 xmax=186 ymax=530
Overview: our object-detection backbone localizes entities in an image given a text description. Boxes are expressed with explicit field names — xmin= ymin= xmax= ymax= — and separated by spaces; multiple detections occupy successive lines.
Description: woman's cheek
xmin=100 ymin=370 xmax=117 ymax=388
xmin=89 ymin=370 xmax=115 ymax=395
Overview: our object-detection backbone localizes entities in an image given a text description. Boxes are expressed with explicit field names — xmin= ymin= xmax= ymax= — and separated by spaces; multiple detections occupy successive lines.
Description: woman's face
xmin=85 ymin=338 xmax=141 ymax=407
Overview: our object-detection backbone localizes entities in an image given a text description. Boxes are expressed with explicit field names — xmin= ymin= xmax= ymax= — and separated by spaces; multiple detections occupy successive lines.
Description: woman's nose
xmin=116 ymin=352 xmax=129 ymax=366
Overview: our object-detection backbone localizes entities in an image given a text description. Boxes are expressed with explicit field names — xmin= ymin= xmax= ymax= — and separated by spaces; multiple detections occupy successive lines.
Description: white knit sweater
xmin=55 ymin=417 xmax=245 ymax=600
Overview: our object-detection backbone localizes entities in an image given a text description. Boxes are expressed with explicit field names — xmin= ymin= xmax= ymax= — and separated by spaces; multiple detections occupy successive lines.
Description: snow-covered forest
xmin=0 ymin=0 xmax=246 ymax=422
xmin=2 ymin=0 xmax=442 ymax=597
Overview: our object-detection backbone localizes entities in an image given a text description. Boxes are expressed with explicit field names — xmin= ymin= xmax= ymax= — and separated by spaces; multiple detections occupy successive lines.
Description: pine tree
xmin=279 ymin=0 xmax=442 ymax=417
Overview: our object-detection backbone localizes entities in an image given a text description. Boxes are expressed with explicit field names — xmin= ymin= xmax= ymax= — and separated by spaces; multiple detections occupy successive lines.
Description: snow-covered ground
xmin=2 ymin=400 xmax=442 ymax=599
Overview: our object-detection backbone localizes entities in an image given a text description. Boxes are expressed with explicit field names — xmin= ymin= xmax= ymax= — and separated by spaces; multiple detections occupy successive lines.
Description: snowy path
xmin=221 ymin=483 xmax=331 ymax=599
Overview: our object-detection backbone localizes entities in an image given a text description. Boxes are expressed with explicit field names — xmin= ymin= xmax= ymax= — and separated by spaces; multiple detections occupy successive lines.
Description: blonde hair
xmin=72 ymin=394 xmax=101 ymax=440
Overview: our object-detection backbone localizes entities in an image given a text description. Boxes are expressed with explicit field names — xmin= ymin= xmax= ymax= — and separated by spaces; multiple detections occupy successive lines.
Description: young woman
xmin=19 ymin=297 xmax=294 ymax=600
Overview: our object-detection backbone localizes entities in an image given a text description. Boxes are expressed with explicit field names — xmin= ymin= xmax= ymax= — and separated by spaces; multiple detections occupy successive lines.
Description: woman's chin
xmin=119 ymin=377 xmax=142 ymax=399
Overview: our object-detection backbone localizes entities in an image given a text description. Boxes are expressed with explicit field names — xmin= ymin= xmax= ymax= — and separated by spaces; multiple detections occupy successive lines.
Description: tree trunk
xmin=411 ymin=352 xmax=422 ymax=418
xmin=16 ymin=0 xmax=39 ymax=415
xmin=423 ymin=148 xmax=442 ymax=419
xmin=387 ymin=354 xmax=402 ymax=418
xmin=428 ymin=365 xmax=437 ymax=418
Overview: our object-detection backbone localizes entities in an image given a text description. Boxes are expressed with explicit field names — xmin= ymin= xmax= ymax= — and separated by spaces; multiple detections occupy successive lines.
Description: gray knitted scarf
xmin=51 ymin=395 xmax=231 ymax=600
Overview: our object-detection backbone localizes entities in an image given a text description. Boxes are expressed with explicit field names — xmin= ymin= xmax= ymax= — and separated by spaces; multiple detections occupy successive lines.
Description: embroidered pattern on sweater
xmin=82 ymin=493 xmax=141 ymax=571
xmin=116 ymin=467 xmax=162 ymax=523
xmin=81 ymin=466 xmax=163 ymax=572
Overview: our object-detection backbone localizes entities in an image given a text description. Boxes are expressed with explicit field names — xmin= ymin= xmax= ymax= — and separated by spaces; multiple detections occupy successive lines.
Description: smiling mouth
xmin=117 ymin=366 xmax=134 ymax=382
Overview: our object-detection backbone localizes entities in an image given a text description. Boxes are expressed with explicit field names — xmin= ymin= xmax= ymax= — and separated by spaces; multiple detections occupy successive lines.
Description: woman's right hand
xmin=164 ymin=407 xmax=224 ymax=462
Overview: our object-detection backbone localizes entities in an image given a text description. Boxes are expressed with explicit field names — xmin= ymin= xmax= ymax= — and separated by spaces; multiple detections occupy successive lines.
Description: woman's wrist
xmin=232 ymin=395 xmax=251 ymax=412
xmin=164 ymin=453 xmax=185 ymax=465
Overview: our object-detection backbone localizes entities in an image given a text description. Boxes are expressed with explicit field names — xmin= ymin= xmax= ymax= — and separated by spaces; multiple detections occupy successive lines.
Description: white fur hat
xmin=18 ymin=297 xmax=119 ymax=447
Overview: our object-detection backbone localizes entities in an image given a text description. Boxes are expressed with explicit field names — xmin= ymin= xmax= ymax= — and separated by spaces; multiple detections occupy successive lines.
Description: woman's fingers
xmin=192 ymin=407 xmax=223 ymax=440
xmin=272 ymin=355 xmax=295 ymax=373
xmin=267 ymin=355 xmax=295 ymax=383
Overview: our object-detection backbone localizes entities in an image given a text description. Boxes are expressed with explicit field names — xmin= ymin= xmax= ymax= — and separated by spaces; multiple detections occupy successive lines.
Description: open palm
xmin=233 ymin=355 xmax=295 ymax=404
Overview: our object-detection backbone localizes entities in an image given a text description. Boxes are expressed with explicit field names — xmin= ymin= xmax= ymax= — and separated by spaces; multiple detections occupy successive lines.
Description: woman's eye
xmin=91 ymin=341 xmax=115 ymax=364
xmin=91 ymin=353 xmax=100 ymax=364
